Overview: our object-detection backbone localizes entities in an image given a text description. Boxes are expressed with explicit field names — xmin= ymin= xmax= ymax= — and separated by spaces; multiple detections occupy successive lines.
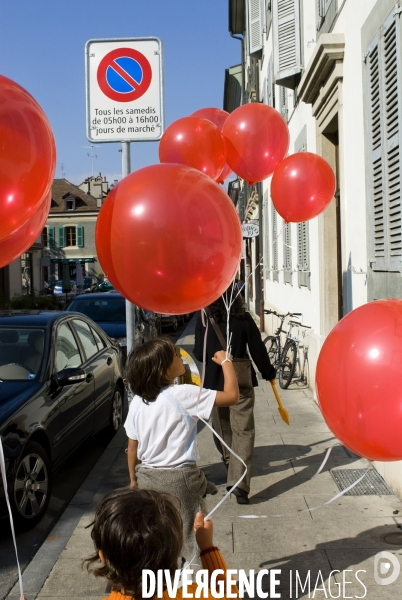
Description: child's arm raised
xmin=212 ymin=350 xmax=239 ymax=407
xmin=127 ymin=438 xmax=140 ymax=488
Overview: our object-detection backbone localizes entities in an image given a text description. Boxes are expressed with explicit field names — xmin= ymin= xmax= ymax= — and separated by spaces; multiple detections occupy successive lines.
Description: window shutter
xmin=247 ymin=0 xmax=264 ymax=54
xmin=272 ymin=204 xmax=279 ymax=282
xmin=366 ymin=10 xmax=402 ymax=272
xmin=77 ymin=226 xmax=84 ymax=248
xmin=383 ymin=14 xmax=402 ymax=271
xmin=48 ymin=227 xmax=55 ymax=248
xmin=283 ymin=223 xmax=293 ymax=284
xmin=279 ymin=86 xmax=289 ymax=121
xmin=297 ymin=221 xmax=310 ymax=288
xmin=58 ymin=227 xmax=65 ymax=248
xmin=272 ymin=0 xmax=302 ymax=90
xmin=267 ymin=58 xmax=273 ymax=107
xmin=263 ymin=191 xmax=270 ymax=279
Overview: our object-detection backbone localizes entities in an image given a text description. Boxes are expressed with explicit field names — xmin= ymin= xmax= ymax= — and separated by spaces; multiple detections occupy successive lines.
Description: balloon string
xmin=230 ymin=448 xmax=373 ymax=519
xmin=230 ymin=224 xmax=287 ymax=307
xmin=0 ymin=438 xmax=25 ymax=600
xmin=197 ymin=308 xmax=248 ymax=522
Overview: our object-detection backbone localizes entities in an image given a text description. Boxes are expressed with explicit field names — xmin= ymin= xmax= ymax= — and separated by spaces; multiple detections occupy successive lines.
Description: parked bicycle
xmin=263 ymin=309 xmax=311 ymax=389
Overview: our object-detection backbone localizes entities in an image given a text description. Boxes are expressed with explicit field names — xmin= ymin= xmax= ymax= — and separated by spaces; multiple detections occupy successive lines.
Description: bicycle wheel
xmin=279 ymin=341 xmax=297 ymax=389
xmin=264 ymin=336 xmax=279 ymax=368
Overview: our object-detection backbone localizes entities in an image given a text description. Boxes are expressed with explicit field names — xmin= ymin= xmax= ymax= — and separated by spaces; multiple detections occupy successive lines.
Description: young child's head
xmin=85 ymin=487 xmax=183 ymax=597
xmin=125 ymin=338 xmax=185 ymax=402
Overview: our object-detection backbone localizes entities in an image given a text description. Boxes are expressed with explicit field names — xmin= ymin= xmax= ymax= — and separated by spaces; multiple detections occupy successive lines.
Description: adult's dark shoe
xmin=230 ymin=487 xmax=249 ymax=505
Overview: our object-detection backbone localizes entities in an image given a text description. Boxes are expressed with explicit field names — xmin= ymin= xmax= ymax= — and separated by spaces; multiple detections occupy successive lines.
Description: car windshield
xmin=68 ymin=298 xmax=126 ymax=322
xmin=0 ymin=328 xmax=45 ymax=381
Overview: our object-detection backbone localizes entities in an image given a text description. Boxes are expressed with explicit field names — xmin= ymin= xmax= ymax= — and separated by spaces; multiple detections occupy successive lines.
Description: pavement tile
xmin=326 ymin=549 xmax=402 ymax=600
xmin=36 ymin=558 xmax=106 ymax=597
xmin=233 ymin=518 xmax=398 ymax=553
xmin=304 ymin=494 xmax=402 ymax=520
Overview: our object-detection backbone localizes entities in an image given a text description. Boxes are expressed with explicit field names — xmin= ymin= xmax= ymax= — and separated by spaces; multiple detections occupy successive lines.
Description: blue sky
xmin=1 ymin=1 xmax=240 ymax=186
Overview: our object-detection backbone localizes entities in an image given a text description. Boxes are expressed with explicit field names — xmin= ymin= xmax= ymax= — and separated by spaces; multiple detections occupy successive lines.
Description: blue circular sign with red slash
xmin=97 ymin=48 xmax=152 ymax=102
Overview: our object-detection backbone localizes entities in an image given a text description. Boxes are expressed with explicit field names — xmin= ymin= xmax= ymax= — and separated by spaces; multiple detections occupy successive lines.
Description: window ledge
xmin=298 ymin=33 xmax=345 ymax=105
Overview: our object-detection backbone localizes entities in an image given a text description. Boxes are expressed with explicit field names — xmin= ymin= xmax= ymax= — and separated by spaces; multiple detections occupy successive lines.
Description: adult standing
xmin=193 ymin=291 xmax=276 ymax=504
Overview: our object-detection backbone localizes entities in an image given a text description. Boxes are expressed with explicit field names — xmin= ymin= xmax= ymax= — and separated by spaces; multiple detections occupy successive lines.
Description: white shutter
xmin=272 ymin=203 xmax=279 ymax=282
xmin=272 ymin=0 xmax=302 ymax=89
xmin=283 ymin=223 xmax=293 ymax=284
xmin=366 ymin=10 xmax=402 ymax=272
xmin=263 ymin=191 xmax=270 ymax=279
xmin=297 ymin=221 xmax=310 ymax=288
xmin=383 ymin=15 xmax=402 ymax=271
xmin=267 ymin=57 xmax=273 ymax=107
xmin=247 ymin=0 xmax=264 ymax=54
xmin=367 ymin=34 xmax=386 ymax=270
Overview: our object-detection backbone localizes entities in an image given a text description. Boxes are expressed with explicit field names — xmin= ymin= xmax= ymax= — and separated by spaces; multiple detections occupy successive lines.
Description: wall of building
xmin=243 ymin=0 xmax=402 ymax=498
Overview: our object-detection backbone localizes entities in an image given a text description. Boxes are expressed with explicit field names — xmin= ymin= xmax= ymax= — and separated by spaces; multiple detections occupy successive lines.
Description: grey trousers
xmin=211 ymin=386 xmax=255 ymax=494
xmin=136 ymin=464 xmax=207 ymax=562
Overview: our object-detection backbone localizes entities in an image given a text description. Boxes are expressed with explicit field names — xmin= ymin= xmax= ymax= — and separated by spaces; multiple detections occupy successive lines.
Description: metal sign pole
xmin=122 ymin=141 xmax=136 ymax=358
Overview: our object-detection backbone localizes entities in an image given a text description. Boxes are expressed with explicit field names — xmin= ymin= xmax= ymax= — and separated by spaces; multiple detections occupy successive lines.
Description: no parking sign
xmin=85 ymin=37 xmax=164 ymax=143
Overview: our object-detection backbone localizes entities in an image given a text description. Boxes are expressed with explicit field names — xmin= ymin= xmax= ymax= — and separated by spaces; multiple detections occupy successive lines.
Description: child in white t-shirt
xmin=124 ymin=338 xmax=239 ymax=562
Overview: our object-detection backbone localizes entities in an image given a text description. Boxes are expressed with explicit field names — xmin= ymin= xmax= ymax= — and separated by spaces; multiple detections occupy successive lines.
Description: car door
xmin=54 ymin=321 xmax=95 ymax=457
xmin=71 ymin=318 xmax=116 ymax=430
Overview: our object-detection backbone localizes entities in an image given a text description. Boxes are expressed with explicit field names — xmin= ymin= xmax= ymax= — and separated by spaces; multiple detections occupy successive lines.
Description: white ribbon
xmin=0 ymin=437 xmax=25 ymax=599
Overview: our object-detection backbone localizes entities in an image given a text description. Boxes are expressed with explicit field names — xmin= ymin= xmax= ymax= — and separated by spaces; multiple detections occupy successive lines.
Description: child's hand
xmin=194 ymin=512 xmax=214 ymax=551
xmin=212 ymin=350 xmax=232 ymax=366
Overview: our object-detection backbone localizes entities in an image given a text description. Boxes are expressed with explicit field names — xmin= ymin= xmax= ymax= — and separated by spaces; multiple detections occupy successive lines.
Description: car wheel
xmin=10 ymin=441 xmax=51 ymax=529
xmin=109 ymin=385 xmax=123 ymax=434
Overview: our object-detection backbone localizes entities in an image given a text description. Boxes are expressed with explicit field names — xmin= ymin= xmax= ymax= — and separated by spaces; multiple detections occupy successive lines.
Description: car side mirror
xmin=57 ymin=367 xmax=86 ymax=386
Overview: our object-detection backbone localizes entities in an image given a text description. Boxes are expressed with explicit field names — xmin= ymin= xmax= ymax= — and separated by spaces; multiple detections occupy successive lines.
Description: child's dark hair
xmin=125 ymin=337 xmax=176 ymax=402
xmin=84 ymin=487 xmax=183 ymax=598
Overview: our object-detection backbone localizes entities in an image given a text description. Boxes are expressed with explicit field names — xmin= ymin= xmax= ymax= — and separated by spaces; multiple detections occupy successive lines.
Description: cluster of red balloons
xmin=0 ymin=75 xmax=56 ymax=268
xmin=158 ymin=103 xmax=336 ymax=223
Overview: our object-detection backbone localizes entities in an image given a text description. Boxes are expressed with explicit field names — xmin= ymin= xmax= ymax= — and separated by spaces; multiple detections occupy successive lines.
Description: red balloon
xmin=104 ymin=164 xmax=242 ymax=314
xmin=95 ymin=191 xmax=123 ymax=293
xmin=271 ymin=152 xmax=336 ymax=223
xmin=216 ymin=162 xmax=233 ymax=184
xmin=159 ymin=117 xmax=226 ymax=181
xmin=316 ymin=300 xmax=402 ymax=461
xmin=0 ymin=75 xmax=56 ymax=243
xmin=191 ymin=108 xmax=233 ymax=182
xmin=0 ymin=191 xmax=51 ymax=269
xmin=191 ymin=107 xmax=229 ymax=131
xmin=222 ymin=103 xmax=289 ymax=184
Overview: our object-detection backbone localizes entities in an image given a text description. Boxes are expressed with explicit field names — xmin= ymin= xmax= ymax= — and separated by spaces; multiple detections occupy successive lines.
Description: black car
xmin=66 ymin=292 xmax=160 ymax=361
xmin=0 ymin=312 xmax=125 ymax=528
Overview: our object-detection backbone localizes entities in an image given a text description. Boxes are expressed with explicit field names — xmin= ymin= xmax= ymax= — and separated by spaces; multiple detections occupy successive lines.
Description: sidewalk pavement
xmin=7 ymin=317 xmax=402 ymax=600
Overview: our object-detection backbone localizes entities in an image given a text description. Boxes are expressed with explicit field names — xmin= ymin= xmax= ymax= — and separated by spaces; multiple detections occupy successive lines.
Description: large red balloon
xmin=222 ymin=103 xmax=289 ymax=184
xmin=271 ymin=152 xmax=336 ymax=223
xmin=104 ymin=164 xmax=242 ymax=314
xmin=191 ymin=108 xmax=233 ymax=183
xmin=316 ymin=300 xmax=402 ymax=461
xmin=159 ymin=117 xmax=226 ymax=181
xmin=0 ymin=75 xmax=56 ymax=243
xmin=95 ymin=191 xmax=123 ymax=293
xmin=0 ymin=191 xmax=51 ymax=269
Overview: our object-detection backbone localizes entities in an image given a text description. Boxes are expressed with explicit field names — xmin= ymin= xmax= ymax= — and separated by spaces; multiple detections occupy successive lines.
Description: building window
xmin=297 ymin=221 xmax=310 ymax=288
xmin=21 ymin=253 xmax=33 ymax=296
xmin=65 ymin=226 xmax=77 ymax=247
xmin=283 ymin=223 xmax=293 ymax=285
xmin=64 ymin=197 xmax=76 ymax=211
xmin=42 ymin=227 xmax=48 ymax=248
xmin=272 ymin=204 xmax=279 ymax=282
